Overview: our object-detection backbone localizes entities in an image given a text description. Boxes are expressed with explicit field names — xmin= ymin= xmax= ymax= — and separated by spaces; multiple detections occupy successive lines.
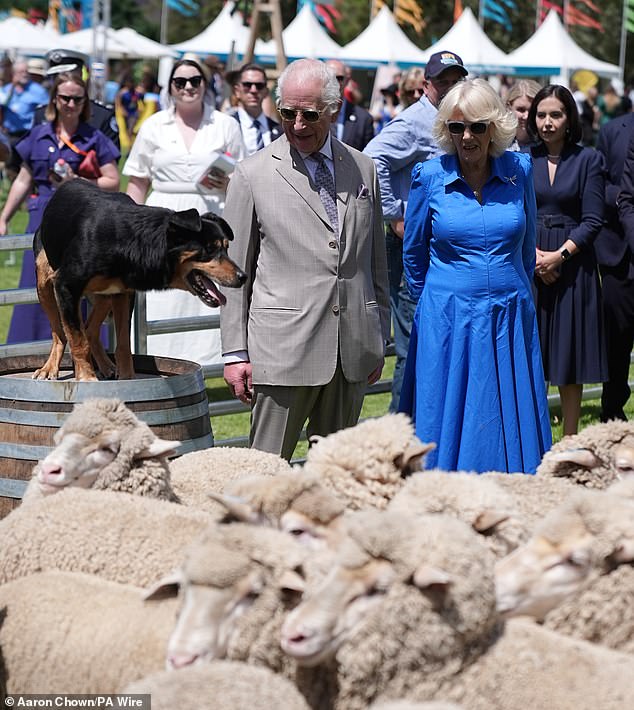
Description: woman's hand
xmin=535 ymin=248 xmax=562 ymax=284
xmin=0 ymin=217 xmax=8 ymax=236
xmin=201 ymin=169 xmax=230 ymax=192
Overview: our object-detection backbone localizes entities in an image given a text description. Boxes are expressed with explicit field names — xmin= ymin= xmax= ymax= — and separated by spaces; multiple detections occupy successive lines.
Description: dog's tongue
xmin=201 ymin=275 xmax=226 ymax=306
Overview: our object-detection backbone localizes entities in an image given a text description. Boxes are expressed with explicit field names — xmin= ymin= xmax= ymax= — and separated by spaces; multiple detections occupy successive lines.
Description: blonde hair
xmin=433 ymin=78 xmax=517 ymax=158
xmin=506 ymin=79 xmax=542 ymax=108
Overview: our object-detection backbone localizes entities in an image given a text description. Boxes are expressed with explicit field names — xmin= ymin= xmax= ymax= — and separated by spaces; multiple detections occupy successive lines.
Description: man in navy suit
xmin=598 ymin=112 xmax=634 ymax=420
xmin=230 ymin=63 xmax=282 ymax=156
xmin=326 ymin=59 xmax=374 ymax=151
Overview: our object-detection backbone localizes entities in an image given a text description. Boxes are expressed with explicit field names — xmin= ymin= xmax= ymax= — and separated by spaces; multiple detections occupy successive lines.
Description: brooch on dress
xmin=504 ymin=175 xmax=518 ymax=186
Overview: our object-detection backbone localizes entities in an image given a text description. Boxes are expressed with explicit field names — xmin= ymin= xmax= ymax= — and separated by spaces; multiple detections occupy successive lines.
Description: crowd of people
xmin=1 ymin=46 xmax=632 ymax=473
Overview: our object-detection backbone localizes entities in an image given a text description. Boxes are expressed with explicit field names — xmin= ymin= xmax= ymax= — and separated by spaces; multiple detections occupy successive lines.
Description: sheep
xmin=169 ymin=446 xmax=293 ymax=511
xmin=143 ymin=521 xmax=312 ymax=677
xmin=536 ymin=419 xmax=634 ymax=488
xmin=122 ymin=662 xmax=310 ymax=710
xmin=0 ymin=488 xmax=212 ymax=587
xmin=210 ymin=470 xmax=347 ymax=549
xmin=302 ymin=413 xmax=435 ymax=510
xmin=481 ymin=471 xmax=576 ymax=528
xmin=279 ymin=509 xmax=634 ymax=710
xmin=495 ymin=488 xmax=634 ymax=653
xmin=22 ymin=398 xmax=180 ymax=504
xmin=0 ymin=570 xmax=178 ymax=693
xmin=388 ymin=471 xmax=528 ymax=557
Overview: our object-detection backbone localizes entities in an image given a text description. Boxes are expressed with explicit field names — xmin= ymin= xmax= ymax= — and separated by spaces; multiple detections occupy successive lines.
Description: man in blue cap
xmin=364 ymin=50 xmax=467 ymax=412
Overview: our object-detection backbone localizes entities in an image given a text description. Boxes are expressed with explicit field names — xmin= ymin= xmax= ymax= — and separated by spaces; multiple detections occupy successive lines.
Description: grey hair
xmin=506 ymin=79 xmax=542 ymax=107
xmin=276 ymin=59 xmax=341 ymax=113
xmin=433 ymin=78 xmax=518 ymax=158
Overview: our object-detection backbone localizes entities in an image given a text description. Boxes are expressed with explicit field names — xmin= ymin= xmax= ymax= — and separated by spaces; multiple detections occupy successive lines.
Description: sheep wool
xmin=170 ymin=446 xmax=292 ymax=512
xmin=537 ymin=419 xmax=634 ymax=489
xmin=303 ymin=414 xmax=433 ymax=510
xmin=0 ymin=570 xmax=178 ymax=693
xmin=123 ymin=662 xmax=310 ymax=710
xmin=389 ymin=471 xmax=528 ymax=557
xmin=0 ymin=488 xmax=212 ymax=587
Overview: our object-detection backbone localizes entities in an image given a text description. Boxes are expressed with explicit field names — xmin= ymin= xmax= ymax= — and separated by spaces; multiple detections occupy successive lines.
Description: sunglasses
xmin=171 ymin=75 xmax=204 ymax=90
xmin=278 ymin=106 xmax=326 ymax=123
xmin=57 ymin=94 xmax=85 ymax=104
xmin=241 ymin=81 xmax=266 ymax=91
xmin=446 ymin=120 xmax=490 ymax=135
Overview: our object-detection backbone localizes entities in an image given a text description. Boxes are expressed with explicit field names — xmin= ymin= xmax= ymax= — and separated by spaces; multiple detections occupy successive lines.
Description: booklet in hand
xmin=197 ymin=151 xmax=236 ymax=184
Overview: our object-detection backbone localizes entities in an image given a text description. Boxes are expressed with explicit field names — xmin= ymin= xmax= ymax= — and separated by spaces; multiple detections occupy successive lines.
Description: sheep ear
xmin=394 ymin=441 xmax=436 ymax=476
xmin=135 ymin=438 xmax=182 ymax=459
xmin=473 ymin=510 xmax=510 ymax=533
xmin=143 ymin=570 xmax=182 ymax=601
xmin=412 ymin=564 xmax=452 ymax=591
xmin=207 ymin=492 xmax=260 ymax=523
xmin=548 ymin=448 xmax=601 ymax=470
xmin=278 ymin=569 xmax=306 ymax=594
xmin=611 ymin=539 xmax=634 ymax=564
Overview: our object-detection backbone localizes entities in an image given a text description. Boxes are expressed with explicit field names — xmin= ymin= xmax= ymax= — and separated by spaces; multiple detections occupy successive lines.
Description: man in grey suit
xmin=221 ymin=59 xmax=390 ymax=460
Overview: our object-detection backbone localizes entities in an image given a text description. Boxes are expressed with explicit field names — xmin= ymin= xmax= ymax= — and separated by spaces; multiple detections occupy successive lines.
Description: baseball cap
xmin=45 ymin=49 xmax=88 ymax=76
xmin=424 ymin=51 xmax=468 ymax=80
xmin=26 ymin=58 xmax=47 ymax=77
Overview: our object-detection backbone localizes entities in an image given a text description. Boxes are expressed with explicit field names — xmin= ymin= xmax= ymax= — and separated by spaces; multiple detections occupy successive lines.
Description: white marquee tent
xmin=170 ymin=2 xmax=251 ymax=58
xmin=0 ymin=17 xmax=61 ymax=56
xmin=507 ymin=9 xmax=619 ymax=79
xmin=256 ymin=5 xmax=341 ymax=62
xmin=56 ymin=26 xmax=175 ymax=60
xmin=421 ymin=8 xmax=515 ymax=74
xmin=114 ymin=28 xmax=177 ymax=59
xmin=339 ymin=6 xmax=428 ymax=68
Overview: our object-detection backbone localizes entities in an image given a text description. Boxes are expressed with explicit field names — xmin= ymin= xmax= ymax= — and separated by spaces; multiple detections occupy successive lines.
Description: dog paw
xmin=32 ymin=368 xmax=58 ymax=381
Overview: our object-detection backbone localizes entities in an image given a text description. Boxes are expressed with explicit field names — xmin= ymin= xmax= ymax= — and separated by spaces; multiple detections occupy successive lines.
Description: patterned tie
xmin=252 ymin=118 xmax=264 ymax=151
xmin=311 ymin=152 xmax=338 ymax=232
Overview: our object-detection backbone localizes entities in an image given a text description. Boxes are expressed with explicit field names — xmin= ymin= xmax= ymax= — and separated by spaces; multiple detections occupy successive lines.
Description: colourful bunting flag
xmin=454 ymin=0 xmax=463 ymax=23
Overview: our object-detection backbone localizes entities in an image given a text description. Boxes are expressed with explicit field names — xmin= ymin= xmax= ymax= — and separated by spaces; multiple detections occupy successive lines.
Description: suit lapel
xmin=332 ymin=138 xmax=353 ymax=228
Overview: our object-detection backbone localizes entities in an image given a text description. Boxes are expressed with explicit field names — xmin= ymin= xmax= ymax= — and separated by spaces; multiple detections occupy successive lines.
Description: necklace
xmin=547 ymin=154 xmax=561 ymax=161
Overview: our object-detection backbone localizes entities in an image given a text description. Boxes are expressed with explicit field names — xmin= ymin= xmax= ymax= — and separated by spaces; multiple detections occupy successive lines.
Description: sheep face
xmin=495 ymin=535 xmax=594 ymax=620
xmin=36 ymin=430 xmax=122 ymax=493
xmin=279 ymin=509 xmax=347 ymax=551
xmin=280 ymin=557 xmax=398 ymax=666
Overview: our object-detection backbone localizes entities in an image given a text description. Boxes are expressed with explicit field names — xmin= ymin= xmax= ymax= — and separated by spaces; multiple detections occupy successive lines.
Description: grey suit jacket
xmin=221 ymin=135 xmax=390 ymax=386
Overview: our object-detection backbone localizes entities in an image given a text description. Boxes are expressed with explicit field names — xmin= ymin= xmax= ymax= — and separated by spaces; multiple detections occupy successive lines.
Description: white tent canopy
xmin=256 ymin=6 xmax=341 ymax=62
xmin=170 ymin=2 xmax=251 ymax=58
xmin=421 ymin=8 xmax=514 ymax=74
xmin=507 ymin=10 xmax=619 ymax=78
xmin=339 ymin=6 xmax=428 ymax=68
xmin=56 ymin=26 xmax=145 ymax=60
xmin=114 ymin=28 xmax=177 ymax=59
xmin=0 ymin=17 xmax=61 ymax=56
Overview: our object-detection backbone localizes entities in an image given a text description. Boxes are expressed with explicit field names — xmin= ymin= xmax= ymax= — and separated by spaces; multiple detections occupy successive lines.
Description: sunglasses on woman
xmin=278 ymin=106 xmax=326 ymax=123
xmin=171 ymin=75 xmax=204 ymax=90
xmin=446 ymin=120 xmax=490 ymax=135
xmin=57 ymin=94 xmax=86 ymax=104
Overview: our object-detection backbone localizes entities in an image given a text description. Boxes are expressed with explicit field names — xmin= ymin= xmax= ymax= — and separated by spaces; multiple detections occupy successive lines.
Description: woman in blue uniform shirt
xmin=399 ymin=78 xmax=551 ymax=474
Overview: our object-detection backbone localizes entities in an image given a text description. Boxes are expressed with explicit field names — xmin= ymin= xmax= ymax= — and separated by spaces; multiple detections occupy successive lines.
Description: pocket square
xmin=357 ymin=184 xmax=369 ymax=199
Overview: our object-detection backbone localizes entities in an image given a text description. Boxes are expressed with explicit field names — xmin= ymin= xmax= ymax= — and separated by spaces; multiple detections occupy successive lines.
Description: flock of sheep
xmin=1 ymin=397 xmax=634 ymax=709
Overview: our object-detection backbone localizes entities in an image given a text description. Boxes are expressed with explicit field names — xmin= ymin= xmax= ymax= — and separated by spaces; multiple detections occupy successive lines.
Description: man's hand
xmin=390 ymin=218 xmax=404 ymax=238
xmin=224 ymin=362 xmax=253 ymax=404
xmin=367 ymin=358 xmax=384 ymax=385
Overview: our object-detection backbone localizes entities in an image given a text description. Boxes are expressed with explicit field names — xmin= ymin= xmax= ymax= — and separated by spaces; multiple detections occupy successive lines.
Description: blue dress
xmin=399 ymin=151 xmax=552 ymax=474
xmin=7 ymin=122 xmax=120 ymax=344
xmin=531 ymin=144 xmax=608 ymax=385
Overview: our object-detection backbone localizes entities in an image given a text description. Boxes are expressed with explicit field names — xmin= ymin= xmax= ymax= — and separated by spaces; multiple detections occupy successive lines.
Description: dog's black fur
xmin=34 ymin=179 xmax=246 ymax=381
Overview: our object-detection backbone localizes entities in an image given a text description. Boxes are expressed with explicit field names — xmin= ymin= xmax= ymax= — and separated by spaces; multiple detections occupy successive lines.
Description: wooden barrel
xmin=0 ymin=353 xmax=213 ymax=517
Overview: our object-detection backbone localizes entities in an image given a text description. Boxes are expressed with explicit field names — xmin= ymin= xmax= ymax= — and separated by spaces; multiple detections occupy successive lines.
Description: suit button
xmin=328 ymin=240 xmax=337 ymax=249
xmin=332 ymin=305 xmax=340 ymax=315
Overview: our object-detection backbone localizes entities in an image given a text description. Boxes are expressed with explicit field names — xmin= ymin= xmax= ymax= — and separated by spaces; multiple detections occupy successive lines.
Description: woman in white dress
xmin=123 ymin=54 xmax=246 ymax=367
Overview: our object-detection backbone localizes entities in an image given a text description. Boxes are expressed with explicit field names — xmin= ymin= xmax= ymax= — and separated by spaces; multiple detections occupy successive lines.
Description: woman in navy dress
xmin=399 ymin=79 xmax=551 ymax=474
xmin=0 ymin=71 xmax=120 ymax=343
xmin=527 ymin=85 xmax=607 ymax=436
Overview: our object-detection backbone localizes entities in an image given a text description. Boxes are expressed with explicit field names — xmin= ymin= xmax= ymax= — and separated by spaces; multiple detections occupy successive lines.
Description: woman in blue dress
xmin=0 ymin=71 xmax=120 ymax=344
xmin=527 ymin=85 xmax=607 ymax=436
xmin=400 ymin=78 xmax=551 ymax=474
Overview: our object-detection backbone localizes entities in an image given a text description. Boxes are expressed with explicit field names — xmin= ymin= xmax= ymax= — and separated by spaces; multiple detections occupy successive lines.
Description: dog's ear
xmin=201 ymin=212 xmax=235 ymax=241
xmin=169 ymin=209 xmax=202 ymax=232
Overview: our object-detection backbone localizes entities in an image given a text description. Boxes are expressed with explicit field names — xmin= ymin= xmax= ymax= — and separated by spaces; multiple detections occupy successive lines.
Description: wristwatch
xmin=560 ymin=248 xmax=572 ymax=262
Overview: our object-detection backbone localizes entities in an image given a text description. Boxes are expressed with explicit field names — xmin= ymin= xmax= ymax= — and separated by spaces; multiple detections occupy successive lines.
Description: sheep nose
xmin=167 ymin=652 xmax=199 ymax=669
xmin=39 ymin=460 xmax=63 ymax=480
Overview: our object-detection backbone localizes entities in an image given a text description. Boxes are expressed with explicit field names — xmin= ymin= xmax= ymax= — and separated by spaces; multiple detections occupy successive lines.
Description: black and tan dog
xmin=34 ymin=180 xmax=246 ymax=382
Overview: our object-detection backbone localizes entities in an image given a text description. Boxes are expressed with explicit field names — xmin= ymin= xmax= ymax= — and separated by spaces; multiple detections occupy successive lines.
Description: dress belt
xmin=152 ymin=180 xmax=211 ymax=194
xmin=537 ymin=214 xmax=578 ymax=229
